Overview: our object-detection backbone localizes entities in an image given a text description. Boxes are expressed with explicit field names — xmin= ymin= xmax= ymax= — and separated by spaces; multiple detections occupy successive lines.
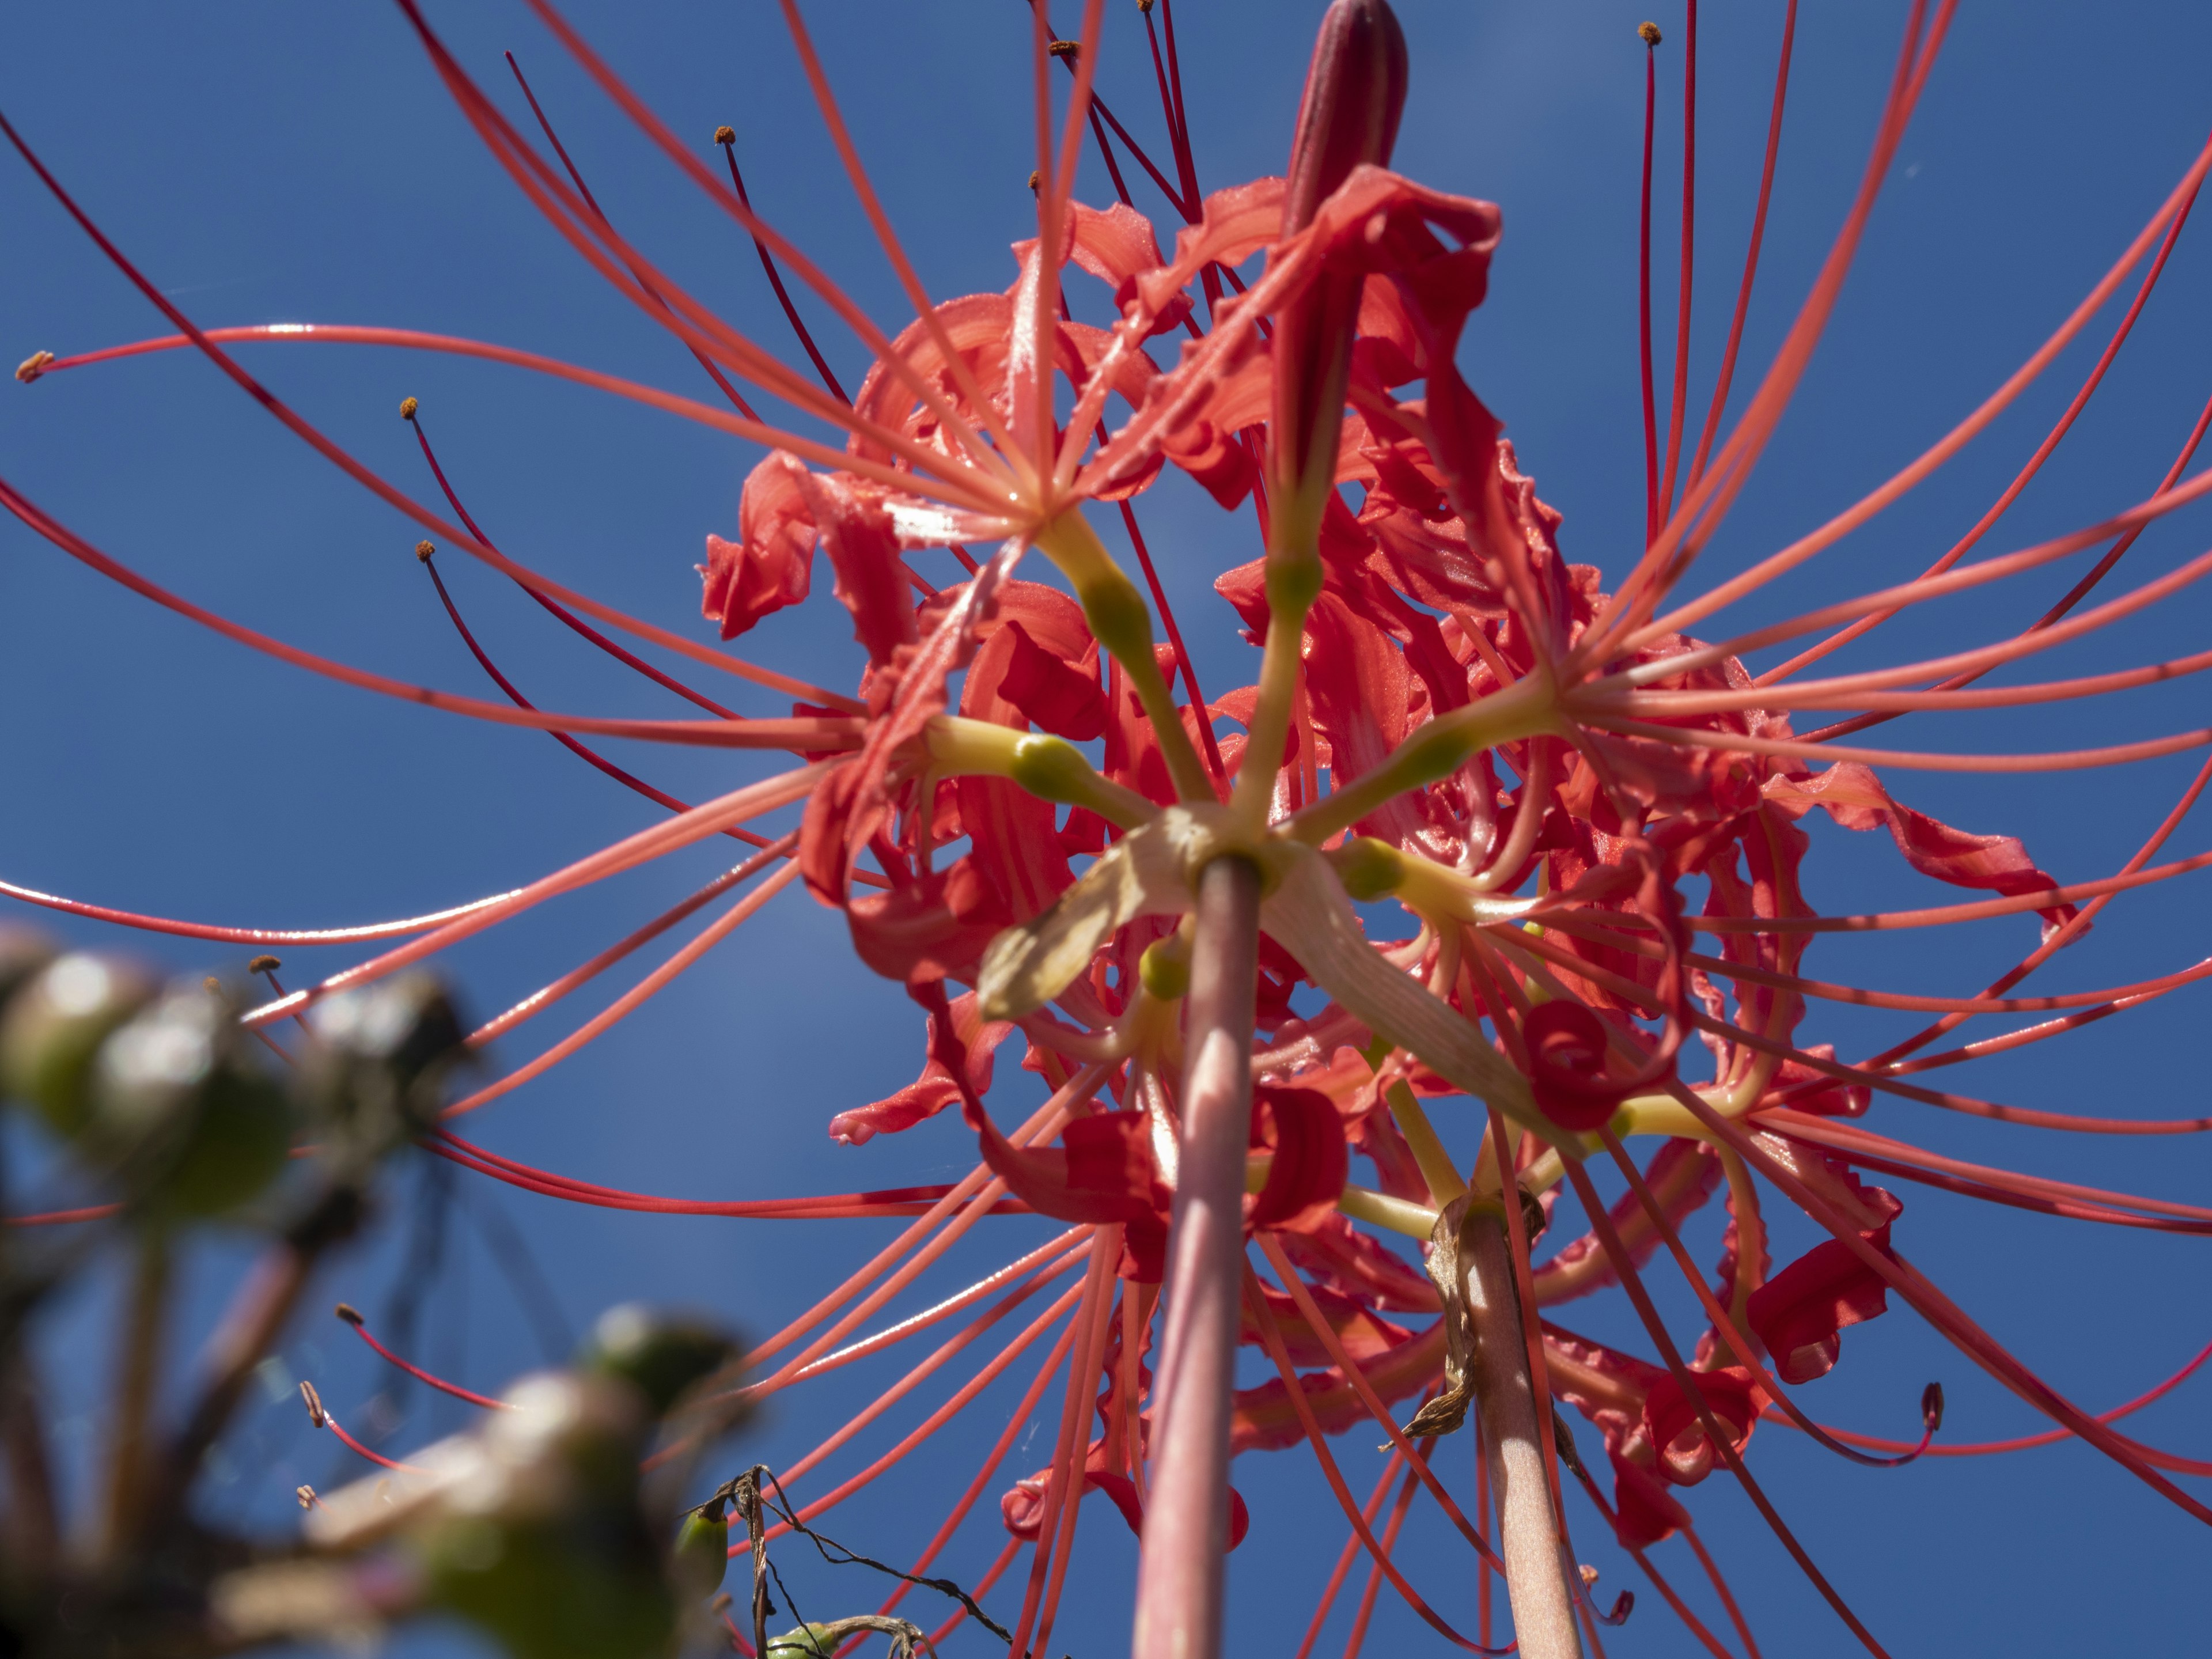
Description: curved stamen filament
xmin=0 ymin=475 xmax=850 ymax=748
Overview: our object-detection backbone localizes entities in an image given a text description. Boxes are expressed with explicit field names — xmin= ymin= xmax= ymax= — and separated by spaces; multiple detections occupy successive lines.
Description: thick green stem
xmin=1035 ymin=512 xmax=1214 ymax=804
xmin=1285 ymin=674 xmax=1562 ymax=847
xmin=925 ymin=715 xmax=1158 ymax=829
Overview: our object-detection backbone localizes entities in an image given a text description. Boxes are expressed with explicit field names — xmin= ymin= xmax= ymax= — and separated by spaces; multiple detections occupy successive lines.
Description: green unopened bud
xmin=304 ymin=973 xmax=469 ymax=1150
xmin=1329 ymin=836 xmax=1408 ymax=902
xmin=581 ymin=1305 xmax=741 ymax=1419
xmin=1007 ymin=733 xmax=1096 ymax=805
xmin=671 ymin=1502 xmax=729 ymax=1603
xmin=1080 ymin=569 xmax=1154 ymax=668
xmin=1 ymin=953 xmax=157 ymax=1138
xmin=767 ymin=1626 xmax=842 ymax=1659
xmin=91 ymin=983 xmax=293 ymax=1219
xmin=0 ymin=924 xmax=56 ymax=1013
xmin=1138 ymin=938 xmax=1190 ymax=1001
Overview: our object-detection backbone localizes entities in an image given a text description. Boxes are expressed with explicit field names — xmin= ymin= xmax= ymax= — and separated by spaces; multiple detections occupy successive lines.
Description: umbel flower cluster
xmin=3 ymin=1 xmax=2210 ymax=1656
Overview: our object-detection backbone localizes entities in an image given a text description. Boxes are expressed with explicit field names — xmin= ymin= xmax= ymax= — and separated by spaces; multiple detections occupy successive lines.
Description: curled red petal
xmin=1248 ymin=1086 xmax=1350 ymax=1233
xmin=1607 ymin=1447 xmax=1691 ymax=1550
xmin=700 ymin=453 xmax=814 ymax=639
xmin=1641 ymin=1365 xmax=1766 ymax=1487
xmin=844 ymin=854 xmax=1012 ymax=985
xmin=1522 ymin=999 xmax=1634 ymax=1133
xmin=1746 ymin=1224 xmax=1896 ymax=1385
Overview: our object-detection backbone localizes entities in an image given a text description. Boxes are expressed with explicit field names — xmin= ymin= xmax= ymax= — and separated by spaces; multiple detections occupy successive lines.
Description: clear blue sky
xmin=3 ymin=3 xmax=2210 ymax=1654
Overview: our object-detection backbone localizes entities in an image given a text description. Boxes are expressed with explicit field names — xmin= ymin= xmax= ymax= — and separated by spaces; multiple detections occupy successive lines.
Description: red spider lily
xmin=7 ymin=2 xmax=2212 ymax=1657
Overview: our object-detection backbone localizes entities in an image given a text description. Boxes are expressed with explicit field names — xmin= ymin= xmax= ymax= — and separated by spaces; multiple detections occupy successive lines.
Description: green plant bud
xmin=0 ymin=923 xmax=57 ymax=1012
xmin=1079 ymin=570 xmax=1154 ymax=666
xmin=310 ymin=972 xmax=467 ymax=1093
xmin=1138 ymin=938 xmax=1190 ymax=1001
xmin=766 ymin=1625 xmax=842 ymax=1658
xmin=91 ymin=983 xmax=293 ymax=1218
xmin=0 ymin=953 xmax=156 ymax=1137
xmin=669 ymin=1502 xmax=729 ymax=1603
xmin=416 ymin=1370 xmax=671 ymax=1659
xmin=422 ymin=1514 xmax=675 ymax=1659
xmin=304 ymin=972 xmax=468 ymax=1146
xmin=580 ymin=1305 xmax=741 ymax=1419
xmin=1328 ymin=836 xmax=1407 ymax=902
xmin=1006 ymin=733 xmax=1096 ymax=805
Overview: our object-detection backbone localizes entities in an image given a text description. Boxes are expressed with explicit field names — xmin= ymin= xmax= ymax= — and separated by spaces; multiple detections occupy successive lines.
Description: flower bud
xmin=669 ymin=1500 xmax=729 ymax=1604
xmin=0 ymin=952 xmax=156 ymax=1138
xmin=0 ymin=923 xmax=57 ymax=1011
xmin=1271 ymin=0 xmax=1408 ymax=530
xmin=90 ymin=982 xmax=293 ymax=1219
xmin=580 ymin=1304 xmax=742 ymax=1420
xmin=418 ymin=1371 xmax=673 ymax=1659
xmin=1282 ymin=0 xmax=1408 ymax=238
xmin=303 ymin=973 xmax=468 ymax=1150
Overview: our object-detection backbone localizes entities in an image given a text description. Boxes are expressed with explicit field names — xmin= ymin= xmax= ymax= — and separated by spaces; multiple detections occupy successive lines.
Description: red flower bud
xmin=1272 ymin=0 xmax=1410 ymax=513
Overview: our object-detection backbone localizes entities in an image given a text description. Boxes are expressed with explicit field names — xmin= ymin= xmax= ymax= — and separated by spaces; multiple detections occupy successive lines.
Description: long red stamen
xmin=429 ymin=1132 xmax=1020 ymax=1222
xmin=418 ymin=545 xmax=775 ymax=846
xmin=1339 ymin=1452 xmax=1423 ymax=1658
xmin=0 ymin=105 xmax=869 ymax=703
xmin=1592 ymin=0 xmax=1954 ymax=649
xmin=0 ymin=476 xmax=852 ymax=751
xmin=504 ymin=51 xmax=764 ymax=422
xmin=1241 ymin=1268 xmax=1512 ymax=1654
xmin=1560 ymin=1460 xmax=1740 ymax=1659
xmin=1600 ymin=1127 xmax=1941 ymax=1467
xmin=1638 ymin=22 xmax=1662 ymax=547
xmin=1633 ymin=95 xmax=2212 ymax=653
xmin=465 ymin=840 xmax=783 ymax=1050
xmin=1294 ymin=1451 xmax=1405 ymax=1659
xmin=1684 ymin=0 xmax=1797 ymax=495
xmin=1680 ymin=1528 xmax=1763 ymax=1659
xmin=768 ymin=1274 xmax=1094 ymax=1541
xmin=774 ymin=1245 xmax=1086 ymax=1488
xmin=405 ymin=404 xmax=741 ymax=719
xmin=335 ymin=1303 xmax=507 ymax=1411
xmin=1801 ymin=380 xmax=2212 ymax=745
xmin=717 ymin=132 xmax=850 ymax=406
xmin=874 ymin=1309 xmax=1093 ymax=1634
xmin=1764 ymin=175 xmax=2203 ymax=686
xmin=1254 ymin=1237 xmax=1504 ymax=1570
xmin=1655 ymin=2 xmax=1697 ymax=530
xmin=1559 ymin=1158 xmax=1893 ymax=1656
xmin=773 ymin=1232 xmax=1090 ymax=1393
xmin=0 ymin=873 xmax=521 ymax=947
xmin=1657 ymin=1080 xmax=2212 ymax=1520
xmin=1787 ymin=1334 xmax=2212 ymax=1461
xmin=440 ymin=861 xmax=802 ymax=1119
xmin=238 ymin=765 xmax=828 ymax=1028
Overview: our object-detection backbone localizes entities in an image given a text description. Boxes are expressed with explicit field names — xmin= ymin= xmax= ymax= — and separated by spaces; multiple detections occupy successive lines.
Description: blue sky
xmin=3 ymin=2 xmax=2211 ymax=1654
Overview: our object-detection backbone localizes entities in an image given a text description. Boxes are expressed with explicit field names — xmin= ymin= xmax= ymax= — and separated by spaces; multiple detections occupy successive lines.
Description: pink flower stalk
xmin=6 ymin=3 xmax=2212 ymax=1656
